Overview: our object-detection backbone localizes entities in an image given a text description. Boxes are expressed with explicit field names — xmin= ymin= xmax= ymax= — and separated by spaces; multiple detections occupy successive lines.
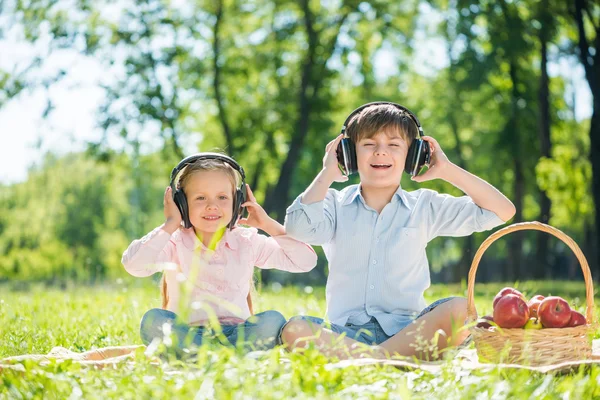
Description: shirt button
xmin=370 ymin=285 xmax=375 ymax=290
xmin=372 ymin=260 xmax=377 ymax=265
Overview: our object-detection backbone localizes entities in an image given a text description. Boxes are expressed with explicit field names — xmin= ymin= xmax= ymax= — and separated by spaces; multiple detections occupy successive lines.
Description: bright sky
xmin=0 ymin=6 xmax=593 ymax=185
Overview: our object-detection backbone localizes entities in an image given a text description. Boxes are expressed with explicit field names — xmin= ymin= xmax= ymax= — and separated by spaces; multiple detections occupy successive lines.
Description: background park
xmin=1 ymin=0 xmax=600 ymax=397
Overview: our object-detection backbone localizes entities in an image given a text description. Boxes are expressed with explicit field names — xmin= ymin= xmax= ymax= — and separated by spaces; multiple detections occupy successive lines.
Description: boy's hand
xmin=239 ymin=185 xmax=271 ymax=230
xmin=163 ymin=186 xmax=183 ymax=232
xmin=410 ymin=136 xmax=452 ymax=183
xmin=323 ymin=134 xmax=349 ymax=183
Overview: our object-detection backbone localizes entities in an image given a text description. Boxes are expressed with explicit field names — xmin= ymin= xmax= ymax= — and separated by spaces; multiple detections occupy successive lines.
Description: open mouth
xmin=203 ymin=216 xmax=221 ymax=221
xmin=370 ymin=164 xmax=392 ymax=169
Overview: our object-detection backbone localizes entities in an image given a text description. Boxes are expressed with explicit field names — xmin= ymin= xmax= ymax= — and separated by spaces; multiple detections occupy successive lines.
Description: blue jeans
xmin=290 ymin=297 xmax=456 ymax=345
xmin=140 ymin=308 xmax=286 ymax=352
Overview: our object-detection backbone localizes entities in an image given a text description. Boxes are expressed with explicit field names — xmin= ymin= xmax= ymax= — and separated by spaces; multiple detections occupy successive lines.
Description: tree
xmin=571 ymin=0 xmax=600 ymax=275
xmin=535 ymin=0 xmax=554 ymax=278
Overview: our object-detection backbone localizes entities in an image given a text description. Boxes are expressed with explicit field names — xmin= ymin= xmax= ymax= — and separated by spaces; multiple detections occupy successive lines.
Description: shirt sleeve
xmin=284 ymin=190 xmax=337 ymax=245
xmin=246 ymin=229 xmax=318 ymax=272
xmin=425 ymin=190 xmax=506 ymax=241
xmin=121 ymin=226 xmax=177 ymax=277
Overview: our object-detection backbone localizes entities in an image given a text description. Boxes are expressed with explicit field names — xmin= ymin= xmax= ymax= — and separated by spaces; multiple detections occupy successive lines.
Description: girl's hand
xmin=410 ymin=136 xmax=452 ymax=183
xmin=163 ymin=186 xmax=183 ymax=232
xmin=239 ymin=185 xmax=271 ymax=230
xmin=324 ymin=134 xmax=349 ymax=183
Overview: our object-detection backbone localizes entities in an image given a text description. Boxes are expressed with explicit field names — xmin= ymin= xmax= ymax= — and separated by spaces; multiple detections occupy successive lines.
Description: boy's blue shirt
xmin=284 ymin=184 xmax=505 ymax=336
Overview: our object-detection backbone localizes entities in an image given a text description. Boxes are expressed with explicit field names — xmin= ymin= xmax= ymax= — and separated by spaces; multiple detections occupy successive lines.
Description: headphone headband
xmin=341 ymin=101 xmax=423 ymax=137
xmin=170 ymin=152 xmax=246 ymax=189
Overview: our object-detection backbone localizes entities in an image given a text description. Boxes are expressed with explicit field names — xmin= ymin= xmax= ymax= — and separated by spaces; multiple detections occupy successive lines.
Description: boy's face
xmin=185 ymin=170 xmax=234 ymax=235
xmin=356 ymin=127 xmax=409 ymax=188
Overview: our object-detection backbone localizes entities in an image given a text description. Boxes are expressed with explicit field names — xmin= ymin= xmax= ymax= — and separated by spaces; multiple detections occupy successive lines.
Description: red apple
xmin=527 ymin=295 xmax=545 ymax=318
xmin=538 ymin=296 xmax=572 ymax=328
xmin=493 ymin=287 xmax=526 ymax=308
xmin=567 ymin=310 xmax=587 ymax=327
xmin=493 ymin=294 xmax=530 ymax=328
xmin=475 ymin=315 xmax=494 ymax=329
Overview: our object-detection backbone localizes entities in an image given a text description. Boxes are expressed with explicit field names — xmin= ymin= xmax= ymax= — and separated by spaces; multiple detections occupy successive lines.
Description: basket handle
xmin=466 ymin=221 xmax=595 ymax=324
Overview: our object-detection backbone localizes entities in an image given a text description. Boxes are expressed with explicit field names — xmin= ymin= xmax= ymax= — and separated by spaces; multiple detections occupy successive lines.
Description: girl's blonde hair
xmin=177 ymin=157 xmax=240 ymax=196
xmin=161 ymin=155 xmax=254 ymax=314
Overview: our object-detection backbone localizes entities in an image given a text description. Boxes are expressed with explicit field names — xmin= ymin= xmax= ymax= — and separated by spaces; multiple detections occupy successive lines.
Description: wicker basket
xmin=467 ymin=221 xmax=597 ymax=366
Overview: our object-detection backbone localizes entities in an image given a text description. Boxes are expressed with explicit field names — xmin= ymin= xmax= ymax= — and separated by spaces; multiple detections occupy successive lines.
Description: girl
xmin=122 ymin=153 xmax=317 ymax=352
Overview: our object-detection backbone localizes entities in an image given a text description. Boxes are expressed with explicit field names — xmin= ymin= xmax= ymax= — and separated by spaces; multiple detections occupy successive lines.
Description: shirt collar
xmin=341 ymin=184 xmax=411 ymax=210
xmin=341 ymin=185 xmax=362 ymax=206
xmin=395 ymin=186 xmax=411 ymax=210
xmin=180 ymin=227 xmax=239 ymax=251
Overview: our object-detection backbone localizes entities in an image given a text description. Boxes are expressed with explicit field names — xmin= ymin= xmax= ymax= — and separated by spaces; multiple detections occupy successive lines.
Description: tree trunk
xmin=584 ymin=222 xmax=597 ymax=281
xmin=573 ymin=0 xmax=600 ymax=276
xmin=589 ymin=103 xmax=600 ymax=277
xmin=250 ymin=158 xmax=264 ymax=195
xmin=507 ymin=60 xmax=523 ymax=282
xmin=264 ymin=2 xmax=352 ymax=221
xmin=508 ymin=158 xmax=524 ymax=281
xmin=264 ymin=0 xmax=316 ymax=221
xmin=536 ymin=17 xmax=552 ymax=279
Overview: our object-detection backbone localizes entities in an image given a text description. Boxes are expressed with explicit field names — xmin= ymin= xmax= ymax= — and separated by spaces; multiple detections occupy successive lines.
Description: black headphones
xmin=169 ymin=152 xmax=247 ymax=229
xmin=336 ymin=101 xmax=431 ymax=176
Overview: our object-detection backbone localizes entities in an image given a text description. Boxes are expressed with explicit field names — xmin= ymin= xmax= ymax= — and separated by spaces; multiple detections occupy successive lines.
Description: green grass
xmin=2 ymin=281 xmax=600 ymax=399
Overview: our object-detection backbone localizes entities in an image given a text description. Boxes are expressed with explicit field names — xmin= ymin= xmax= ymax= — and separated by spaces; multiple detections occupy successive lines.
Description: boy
xmin=281 ymin=103 xmax=516 ymax=360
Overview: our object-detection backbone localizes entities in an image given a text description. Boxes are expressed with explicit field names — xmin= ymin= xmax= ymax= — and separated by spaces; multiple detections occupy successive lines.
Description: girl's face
xmin=184 ymin=169 xmax=235 ymax=234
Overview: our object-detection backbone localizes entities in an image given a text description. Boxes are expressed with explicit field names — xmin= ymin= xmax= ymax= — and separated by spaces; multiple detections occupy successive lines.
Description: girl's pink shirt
xmin=122 ymin=226 xmax=317 ymax=326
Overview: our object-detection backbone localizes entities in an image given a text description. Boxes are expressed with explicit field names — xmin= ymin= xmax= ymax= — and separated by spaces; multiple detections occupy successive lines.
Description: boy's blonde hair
xmin=346 ymin=103 xmax=419 ymax=144
xmin=161 ymin=154 xmax=254 ymax=314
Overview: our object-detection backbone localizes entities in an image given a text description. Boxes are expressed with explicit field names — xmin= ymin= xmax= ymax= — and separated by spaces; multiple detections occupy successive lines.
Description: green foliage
xmin=0 ymin=0 xmax=596 ymax=282
xmin=0 ymin=152 xmax=165 ymax=282
xmin=536 ymin=115 xmax=592 ymax=234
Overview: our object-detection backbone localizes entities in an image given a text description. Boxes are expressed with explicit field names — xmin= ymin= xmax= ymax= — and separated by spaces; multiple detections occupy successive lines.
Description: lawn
xmin=1 ymin=280 xmax=600 ymax=399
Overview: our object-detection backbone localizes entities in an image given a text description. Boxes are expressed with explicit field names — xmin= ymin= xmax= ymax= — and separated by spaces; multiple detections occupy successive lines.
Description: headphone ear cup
xmin=336 ymin=139 xmax=345 ymax=173
xmin=405 ymin=139 xmax=420 ymax=175
xmin=239 ymin=183 xmax=247 ymax=207
xmin=173 ymin=189 xmax=191 ymax=229
xmin=421 ymin=140 xmax=431 ymax=169
xmin=229 ymin=186 xmax=247 ymax=229
xmin=405 ymin=139 xmax=431 ymax=176
xmin=338 ymin=138 xmax=358 ymax=175
xmin=347 ymin=139 xmax=357 ymax=175
xmin=237 ymin=189 xmax=245 ymax=216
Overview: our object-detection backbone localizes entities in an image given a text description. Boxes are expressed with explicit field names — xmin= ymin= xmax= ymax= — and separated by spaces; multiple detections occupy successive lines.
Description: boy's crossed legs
xmin=281 ymin=297 xmax=470 ymax=360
